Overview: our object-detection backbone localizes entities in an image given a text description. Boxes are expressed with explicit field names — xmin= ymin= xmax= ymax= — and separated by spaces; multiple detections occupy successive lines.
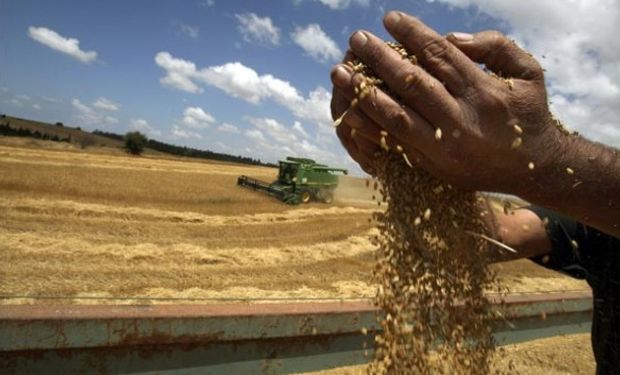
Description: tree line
xmin=93 ymin=130 xmax=274 ymax=167
xmin=0 ymin=122 xmax=71 ymax=143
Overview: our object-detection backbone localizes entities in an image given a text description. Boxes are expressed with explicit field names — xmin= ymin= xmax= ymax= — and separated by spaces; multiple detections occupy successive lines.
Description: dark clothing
xmin=527 ymin=206 xmax=620 ymax=375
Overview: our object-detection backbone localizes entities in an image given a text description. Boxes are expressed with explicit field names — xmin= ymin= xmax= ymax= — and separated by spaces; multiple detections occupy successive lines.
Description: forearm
xmin=521 ymin=132 xmax=620 ymax=237
xmin=486 ymin=207 xmax=551 ymax=263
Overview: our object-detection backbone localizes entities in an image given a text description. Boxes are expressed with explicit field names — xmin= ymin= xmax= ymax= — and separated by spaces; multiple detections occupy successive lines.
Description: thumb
xmin=447 ymin=31 xmax=544 ymax=81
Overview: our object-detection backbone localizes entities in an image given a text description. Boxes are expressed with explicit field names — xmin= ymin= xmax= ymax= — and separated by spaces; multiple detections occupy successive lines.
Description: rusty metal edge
xmin=0 ymin=290 xmax=591 ymax=320
xmin=0 ymin=290 xmax=592 ymax=352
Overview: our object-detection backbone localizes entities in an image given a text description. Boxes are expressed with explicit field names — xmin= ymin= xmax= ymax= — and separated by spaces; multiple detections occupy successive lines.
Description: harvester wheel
xmin=300 ymin=191 xmax=311 ymax=204
xmin=321 ymin=191 xmax=333 ymax=204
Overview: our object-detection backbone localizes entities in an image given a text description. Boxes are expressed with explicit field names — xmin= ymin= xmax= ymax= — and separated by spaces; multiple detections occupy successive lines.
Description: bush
xmin=55 ymin=122 xmax=63 ymax=127
xmin=124 ymin=131 xmax=148 ymax=155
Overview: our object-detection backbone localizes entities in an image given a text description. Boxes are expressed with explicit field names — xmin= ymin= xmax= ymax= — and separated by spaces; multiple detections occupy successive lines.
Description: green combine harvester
xmin=237 ymin=157 xmax=348 ymax=205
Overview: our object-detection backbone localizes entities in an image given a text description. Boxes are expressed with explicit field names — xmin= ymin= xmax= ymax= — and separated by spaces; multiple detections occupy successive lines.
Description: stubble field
xmin=0 ymin=138 xmax=587 ymax=304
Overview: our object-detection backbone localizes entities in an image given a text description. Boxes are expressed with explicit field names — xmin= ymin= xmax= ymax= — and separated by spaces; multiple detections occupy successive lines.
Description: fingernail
xmin=350 ymin=31 xmax=368 ymax=49
xmin=448 ymin=32 xmax=473 ymax=42
xmin=331 ymin=65 xmax=351 ymax=87
xmin=384 ymin=11 xmax=402 ymax=29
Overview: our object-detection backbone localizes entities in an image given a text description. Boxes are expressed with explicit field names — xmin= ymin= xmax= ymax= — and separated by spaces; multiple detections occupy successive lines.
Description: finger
xmin=331 ymin=64 xmax=439 ymax=160
xmin=332 ymin=88 xmax=377 ymax=172
xmin=348 ymin=31 xmax=462 ymax=124
xmin=381 ymin=11 xmax=492 ymax=95
xmin=447 ymin=31 xmax=544 ymax=81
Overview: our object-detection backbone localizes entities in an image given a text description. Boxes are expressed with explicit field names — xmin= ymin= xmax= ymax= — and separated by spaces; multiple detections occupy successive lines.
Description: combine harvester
xmin=238 ymin=157 xmax=348 ymax=204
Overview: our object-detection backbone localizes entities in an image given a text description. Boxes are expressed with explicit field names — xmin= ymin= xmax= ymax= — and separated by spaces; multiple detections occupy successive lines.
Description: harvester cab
xmin=237 ymin=157 xmax=348 ymax=205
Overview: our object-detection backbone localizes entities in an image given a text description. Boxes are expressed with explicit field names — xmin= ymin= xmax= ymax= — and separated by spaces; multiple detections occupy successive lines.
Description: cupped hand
xmin=331 ymin=11 xmax=567 ymax=195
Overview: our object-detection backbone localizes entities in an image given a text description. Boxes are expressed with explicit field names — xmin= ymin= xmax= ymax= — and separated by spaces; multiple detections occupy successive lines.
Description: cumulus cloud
xmin=235 ymin=13 xmax=281 ymax=46
xmin=93 ymin=97 xmax=120 ymax=111
xmin=247 ymin=117 xmax=299 ymax=144
xmin=244 ymin=116 xmax=338 ymax=164
xmin=429 ymin=0 xmax=620 ymax=146
xmin=172 ymin=124 xmax=203 ymax=139
xmin=181 ymin=106 xmax=215 ymax=128
xmin=32 ymin=103 xmax=41 ymax=110
xmin=154 ymin=52 xmax=203 ymax=93
xmin=71 ymin=98 xmax=121 ymax=126
xmin=154 ymin=52 xmax=333 ymax=129
xmin=245 ymin=129 xmax=266 ymax=142
xmin=217 ymin=122 xmax=240 ymax=133
xmin=291 ymin=24 xmax=343 ymax=63
xmin=293 ymin=121 xmax=310 ymax=139
xmin=130 ymin=118 xmax=161 ymax=137
xmin=28 ymin=26 xmax=97 ymax=63
xmin=315 ymin=0 xmax=370 ymax=10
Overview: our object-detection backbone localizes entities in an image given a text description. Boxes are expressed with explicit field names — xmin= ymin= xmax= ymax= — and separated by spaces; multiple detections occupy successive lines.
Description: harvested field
xmin=0 ymin=138 xmax=587 ymax=304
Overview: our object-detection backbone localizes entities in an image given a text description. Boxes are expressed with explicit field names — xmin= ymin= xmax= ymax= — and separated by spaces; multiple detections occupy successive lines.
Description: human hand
xmin=331 ymin=11 xmax=567 ymax=195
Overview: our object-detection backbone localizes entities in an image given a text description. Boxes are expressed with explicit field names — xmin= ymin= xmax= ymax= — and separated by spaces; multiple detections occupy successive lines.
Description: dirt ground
xmin=0 ymin=139 xmax=588 ymax=304
xmin=300 ymin=333 xmax=595 ymax=374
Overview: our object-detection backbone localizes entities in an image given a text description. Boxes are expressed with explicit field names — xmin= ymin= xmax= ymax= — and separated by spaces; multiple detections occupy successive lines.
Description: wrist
xmin=513 ymin=123 xmax=575 ymax=203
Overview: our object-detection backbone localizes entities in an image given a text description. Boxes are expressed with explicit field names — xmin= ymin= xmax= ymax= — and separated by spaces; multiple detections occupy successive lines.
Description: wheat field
xmin=0 ymin=138 xmax=587 ymax=304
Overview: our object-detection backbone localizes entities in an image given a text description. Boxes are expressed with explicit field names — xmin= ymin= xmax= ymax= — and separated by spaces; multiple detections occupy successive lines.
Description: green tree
xmin=124 ymin=131 xmax=148 ymax=155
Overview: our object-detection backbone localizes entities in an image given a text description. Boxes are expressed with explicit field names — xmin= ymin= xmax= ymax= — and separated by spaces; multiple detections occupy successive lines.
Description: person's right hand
xmin=331 ymin=11 xmax=568 ymax=196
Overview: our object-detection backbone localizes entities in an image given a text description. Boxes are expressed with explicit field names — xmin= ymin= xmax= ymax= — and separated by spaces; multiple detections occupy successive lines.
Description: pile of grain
xmin=336 ymin=44 xmax=502 ymax=374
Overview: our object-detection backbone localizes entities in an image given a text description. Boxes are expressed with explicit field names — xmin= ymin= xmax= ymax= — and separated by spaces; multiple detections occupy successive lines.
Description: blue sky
xmin=1 ymin=1 xmax=618 ymax=174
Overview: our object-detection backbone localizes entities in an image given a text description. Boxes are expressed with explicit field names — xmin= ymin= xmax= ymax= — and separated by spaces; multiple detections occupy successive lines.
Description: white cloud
xmin=315 ymin=0 xmax=370 ymax=10
xmin=71 ymin=98 xmax=121 ymax=126
xmin=32 ymin=103 xmax=41 ymax=110
xmin=28 ymin=26 xmax=97 ymax=63
xmin=218 ymin=122 xmax=240 ymax=133
xmin=215 ymin=141 xmax=229 ymax=151
xmin=93 ymin=97 xmax=120 ymax=111
xmin=71 ymin=99 xmax=99 ymax=124
xmin=154 ymin=52 xmax=334 ymax=129
xmin=154 ymin=52 xmax=203 ymax=93
xmin=247 ymin=117 xmax=299 ymax=144
xmin=291 ymin=24 xmax=343 ymax=63
xmin=130 ymin=118 xmax=161 ymax=137
xmin=293 ymin=121 xmax=310 ymax=139
xmin=180 ymin=24 xmax=199 ymax=38
xmin=235 ymin=13 xmax=281 ymax=46
xmin=430 ymin=0 xmax=620 ymax=147
xmin=245 ymin=129 xmax=266 ymax=142
xmin=16 ymin=94 xmax=31 ymax=101
xmin=181 ymin=106 xmax=215 ymax=128
xmin=172 ymin=124 xmax=202 ymax=139
xmin=243 ymin=116 xmax=338 ymax=165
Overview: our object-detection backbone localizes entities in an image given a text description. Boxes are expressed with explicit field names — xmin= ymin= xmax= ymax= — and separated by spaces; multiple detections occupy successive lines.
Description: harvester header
xmin=237 ymin=156 xmax=348 ymax=204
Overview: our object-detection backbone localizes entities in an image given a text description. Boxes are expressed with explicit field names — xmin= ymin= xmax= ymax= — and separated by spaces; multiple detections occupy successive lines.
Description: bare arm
xmin=518 ymin=135 xmax=620 ymax=238
xmin=484 ymin=207 xmax=551 ymax=263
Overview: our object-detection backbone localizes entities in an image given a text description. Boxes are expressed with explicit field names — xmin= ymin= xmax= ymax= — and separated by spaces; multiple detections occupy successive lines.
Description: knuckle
xmin=393 ymin=64 xmax=422 ymax=93
xmin=421 ymin=38 xmax=451 ymax=64
xmin=486 ymin=30 xmax=509 ymax=46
